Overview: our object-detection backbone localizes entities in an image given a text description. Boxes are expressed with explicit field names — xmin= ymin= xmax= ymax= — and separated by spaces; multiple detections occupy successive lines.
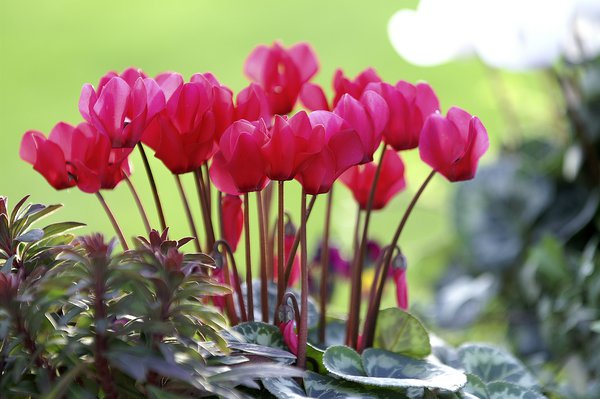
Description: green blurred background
xmin=0 ymin=0 xmax=555 ymax=310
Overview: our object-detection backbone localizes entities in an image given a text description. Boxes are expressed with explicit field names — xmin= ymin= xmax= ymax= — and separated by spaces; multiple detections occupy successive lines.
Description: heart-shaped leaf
xmin=232 ymin=321 xmax=285 ymax=348
xmin=304 ymin=371 xmax=408 ymax=399
xmin=458 ymin=344 xmax=539 ymax=390
xmin=323 ymin=346 xmax=466 ymax=392
xmin=374 ymin=308 xmax=431 ymax=358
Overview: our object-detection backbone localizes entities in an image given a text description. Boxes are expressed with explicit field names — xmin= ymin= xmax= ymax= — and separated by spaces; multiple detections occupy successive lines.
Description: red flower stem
xmin=194 ymin=168 xmax=216 ymax=250
xmin=276 ymin=181 xmax=285 ymax=321
xmin=216 ymin=239 xmax=247 ymax=322
xmin=256 ymin=190 xmax=269 ymax=323
xmin=318 ymin=188 xmax=334 ymax=344
xmin=282 ymin=195 xmax=317 ymax=287
xmin=262 ymin=183 xmax=275 ymax=281
xmin=203 ymin=163 xmax=212 ymax=211
xmin=243 ymin=193 xmax=255 ymax=322
xmin=123 ymin=175 xmax=151 ymax=234
xmin=174 ymin=174 xmax=202 ymax=253
xmin=137 ymin=143 xmax=167 ymax=231
xmin=361 ymin=170 xmax=436 ymax=348
xmin=282 ymin=291 xmax=301 ymax=328
xmin=346 ymin=148 xmax=387 ymax=349
xmin=217 ymin=190 xmax=225 ymax=239
xmin=297 ymin=190 xmax=308 ymax=369
xmin=95 ymin=192 xmax=128 ymax=250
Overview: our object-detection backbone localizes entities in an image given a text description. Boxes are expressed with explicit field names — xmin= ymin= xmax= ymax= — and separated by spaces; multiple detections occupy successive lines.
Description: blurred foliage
xmin=428 ymin=55 xmax=600 ymax=398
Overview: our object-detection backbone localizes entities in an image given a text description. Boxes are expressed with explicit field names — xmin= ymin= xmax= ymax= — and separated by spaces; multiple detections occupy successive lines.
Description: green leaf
xmin=306 ymin=342 xmax=326 ymax=374
xmin=208 ymin=363 xmax=304 ymax=384
xmin=232 ymin=321 xmax=286 ymax=348
xmin=304 ymin=371 xmax=408 ymax=399
xmin=42 ymin=221 xmax=85 ymax=238
xmin=486 ymin=382 xmax=547 ymax=399
xmin=146 ymin=386 xmax=192 ymax=399
xmin=458 ymin=344 xmax=540 ymax=390
xmin=263 ymin=377 xmax=308 ymax=399
xmin=374 ymin=308 xmax=431 ymax=358
xmin=41 ymin=361 xmax=87 ymax=399
xmin=322 ymin=346 xmax=467 ymax=392
xmin=228 ymin=342 xmax=296 ymax=361
xmin=464 ymin=373 xmax=490 ymax=398
xmin=15 ymin=228 xmax=44 ymax=242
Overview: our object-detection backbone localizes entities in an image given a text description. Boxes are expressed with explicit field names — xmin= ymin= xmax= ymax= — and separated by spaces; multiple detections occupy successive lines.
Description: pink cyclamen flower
xmin=262 ymin=111 xmax=324 ymax=181
xmin=142 ymin=72 xmax=234 ymax=174
xmin=295 ymin=111 xmax=365 ymax=195
xmin=300 ymin=67 xmax=382 ymax=111
xmin=419 ymin=107 xmax=489 ymax=182
xmin=340 ymin=148 xmax=406 ymax=210
xmin=20 ymin=122 xmax=131 ymax=193
xmin=79 ymin=69 xmax=165 ymax=148
xmin=366 ymin=81 xmax=440 ymax=151
xmin=244 ymin=42 xmax=319 ymax=115
xmin=209 ymin=120 xmax=270 ymax=195
xmin=234 ymin=83 xmax=272 ymax=127
xmin=393 ymin=267 xmax=409 ymax=310
xmin=279 ymin=320 xmax=299 ymax=355
xmin=221 ymin=194 xmax=244 ymax=252
xmin=333 ymin=92 xmax=389 ymax=164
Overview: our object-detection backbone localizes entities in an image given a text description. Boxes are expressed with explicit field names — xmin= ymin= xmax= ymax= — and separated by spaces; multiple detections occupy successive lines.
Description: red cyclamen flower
xmin=393 ymin=267 xmax=409 ymax=310
xmin=221 ymin=194 xmax=244 ymax=252
xmin=419 ymin=107 xmax=489 ymax=182
xmin=295 ymin=111 xmax=365 ymax=195
xmin=142 ymin=72 xmax=235 ymax=174
xmin=79 ymin=68 xmax=165 ymax=148
xmin=209 ymin=120 xmax=269 ymax=195
xmin=340 ymin=148 xmax=406 ymax=210
xmin=262 ymin=111 xmax=324 ymax=181
xmin=366 ymin=81 xmax=439 ymax=151
xmin=279 ymin=320 xmax=299 ymax=355
xmin=234 ymin=83 xmax=272 ymax=127
xmin=333 ymin=92 xmax=389 ymax=164
xmin=20 ymin=122 xmax=130 ymax=193
xmin=244 ymin=42 xmax=319 ymax=115
xmin=300 ymin=67 xmax=382 ymax=111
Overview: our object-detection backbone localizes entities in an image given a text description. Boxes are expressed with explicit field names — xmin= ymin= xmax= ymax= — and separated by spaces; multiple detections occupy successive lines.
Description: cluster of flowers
xmin=19 ymin=41 xmax=489 ymax=363
xmin=20 ymin=42 xmax=487 ymax=200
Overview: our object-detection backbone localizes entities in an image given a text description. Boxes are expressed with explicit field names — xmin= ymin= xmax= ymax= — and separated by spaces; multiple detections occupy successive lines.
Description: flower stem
xmin=276 ymin=181 xmax=285 ymax=320
xmin=256 ymin=190 xmax=269 ymax=323
xmin=318 ymin=188 xmax=334 ymax=344
xmin=216 ymin=240 xmax=247 ymax=322
xmin=137 ymin=143 xmax=166 ymax=231
xmin=195 ymin=168 xmax=216 ymax=250
xmin=346 ymin=147 xmax=386 ymax=349
xmin=95 ymin=192 xmax=128 ymax=250
xmin=361 ymin=170 xmax=436 ymax=348
xmin=123 ymin=175 xmax=151 ymax=234
xmin=282 ymin=195 xmax=317 ymax=287
xmin=243 ymin=193 xmax=254 ymax=322
xmin=174 ymin=174 xmax=201 ymax=252
xmin=296 ymin=190 xmax=308 ymax=369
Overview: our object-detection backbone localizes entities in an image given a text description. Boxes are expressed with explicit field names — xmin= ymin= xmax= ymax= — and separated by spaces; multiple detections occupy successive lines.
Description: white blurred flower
xmin=388 ymin=0 xmax=600 ymax=70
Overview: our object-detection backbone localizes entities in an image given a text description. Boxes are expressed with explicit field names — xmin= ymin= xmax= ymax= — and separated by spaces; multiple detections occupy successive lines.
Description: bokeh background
xmin=0 ymin=0 xmax=554 ymax=311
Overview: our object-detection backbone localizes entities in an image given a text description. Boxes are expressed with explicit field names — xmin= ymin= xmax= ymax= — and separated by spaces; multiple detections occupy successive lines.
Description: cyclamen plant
xmin=19 ymin=41 xmax=489 ymax=382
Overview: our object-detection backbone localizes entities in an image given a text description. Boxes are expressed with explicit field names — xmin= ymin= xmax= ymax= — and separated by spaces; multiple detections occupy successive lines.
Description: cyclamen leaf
xmin=323 ymin=346 xmax=467 ymax=392
xmin=457 ymin=344 xmax=540 ymax=390
xmin=232 ymin=321 xmax=286 ymax=348
xmin=374 ymin=308 xmax=431 ymax=358
xmin=486 ymin=382 xmax=547 ymax=399
xmin=304 ymin=371 xmax=409 ymax=399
